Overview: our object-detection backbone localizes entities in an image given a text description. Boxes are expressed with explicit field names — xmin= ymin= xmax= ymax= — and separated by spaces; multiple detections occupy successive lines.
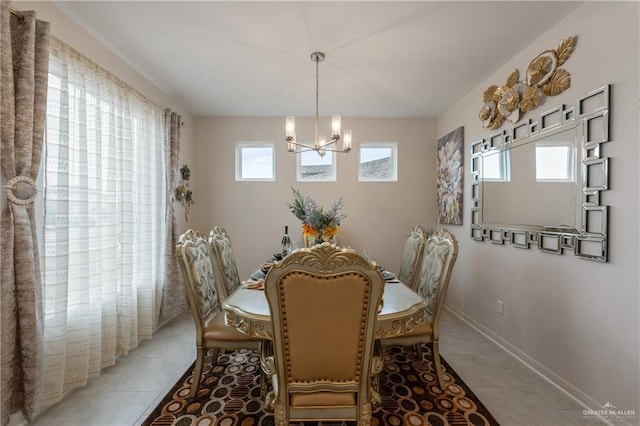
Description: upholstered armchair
xmin=263 ymin=243 xmax=385 ymax=426
xmin=176 ymin=229 xmax=264 ymax=398
xmin=208 ymin=226 xmax=242 ymax=300
xmin=397 ymin=225 xmax=428 ymax=291
xmin=381 ymin=229 xmax=458 ymax=390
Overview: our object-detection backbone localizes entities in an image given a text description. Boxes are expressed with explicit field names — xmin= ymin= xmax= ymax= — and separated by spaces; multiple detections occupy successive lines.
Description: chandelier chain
xmin=315 ymin=55 xmax=320 ymax=146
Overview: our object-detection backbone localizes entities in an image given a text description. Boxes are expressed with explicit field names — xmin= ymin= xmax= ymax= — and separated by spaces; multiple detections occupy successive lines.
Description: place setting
xmin=378 ymin=265 xmax=397 ymax=282
xmin=242 ymin=278 xmax=265 ymax=290
xmin=363 ymin=248 xmax=399 ymax=283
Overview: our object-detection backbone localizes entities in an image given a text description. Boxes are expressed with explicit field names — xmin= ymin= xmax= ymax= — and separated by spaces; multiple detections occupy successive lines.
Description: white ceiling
xmin=52 ymin=1 xmax=581 ymax=118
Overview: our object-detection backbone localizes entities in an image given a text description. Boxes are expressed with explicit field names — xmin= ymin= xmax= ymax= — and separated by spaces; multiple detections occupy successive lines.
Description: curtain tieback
xmin=4 ymin=175 xmax=38 ymax=205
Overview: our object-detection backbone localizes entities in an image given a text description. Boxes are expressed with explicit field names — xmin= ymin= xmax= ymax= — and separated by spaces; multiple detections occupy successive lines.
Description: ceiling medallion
xmin=479 ymin=36 xmax=577 ymax=130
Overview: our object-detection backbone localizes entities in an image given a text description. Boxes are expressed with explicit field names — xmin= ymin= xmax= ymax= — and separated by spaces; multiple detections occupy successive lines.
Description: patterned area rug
xmin=143 ymin=344 xmax=498 ymax=425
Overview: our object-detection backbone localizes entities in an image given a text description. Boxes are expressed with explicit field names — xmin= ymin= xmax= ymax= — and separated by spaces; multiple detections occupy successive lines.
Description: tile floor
xmin=27 ymin=308 xmax=596 ymax=426
xmin=438 ymin=310 xmax=596 ymax=426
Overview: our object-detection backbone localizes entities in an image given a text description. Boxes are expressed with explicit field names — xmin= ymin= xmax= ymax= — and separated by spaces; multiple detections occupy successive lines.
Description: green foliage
xmin=286 ymin=187 xmax=346 ymax=229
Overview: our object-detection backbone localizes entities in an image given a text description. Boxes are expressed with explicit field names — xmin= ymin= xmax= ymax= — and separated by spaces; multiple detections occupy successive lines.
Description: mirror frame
xmin=470 ymin=85 xmax=610 ymax=262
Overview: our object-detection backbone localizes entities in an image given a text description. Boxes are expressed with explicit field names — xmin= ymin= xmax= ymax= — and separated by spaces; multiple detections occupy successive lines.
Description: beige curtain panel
xmin=157 ymin=109 xmax=186 ymax=327
xmin=0 ymin=2 xmax=50 ymax=424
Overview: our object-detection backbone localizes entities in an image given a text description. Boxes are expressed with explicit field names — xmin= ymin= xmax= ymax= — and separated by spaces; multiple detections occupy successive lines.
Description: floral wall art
xmin=437 ymin=126 xmax=464 ymax=225
xmin=479 ymin=36 xmax=577 ymax=130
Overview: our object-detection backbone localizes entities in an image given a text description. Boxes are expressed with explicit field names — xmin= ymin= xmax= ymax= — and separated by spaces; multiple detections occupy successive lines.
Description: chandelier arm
xmin=319 ymin=147 xmax=352 ymax=153
xmin=289 ymin=138 xmax=341 ymax=149
xmin=288 ymin=140 xmax=320 ymax=150
xmin=292 ymin=147 xmax=322 ymax=154
xmin=289 ymin=137 xmax=350 ymax=153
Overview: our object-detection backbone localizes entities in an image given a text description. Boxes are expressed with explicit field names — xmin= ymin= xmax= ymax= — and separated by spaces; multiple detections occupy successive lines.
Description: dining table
xmin=221 ymin=261 xmax=428 ymax=408
xmin=222 ymin=277 xmax=428 ymax=341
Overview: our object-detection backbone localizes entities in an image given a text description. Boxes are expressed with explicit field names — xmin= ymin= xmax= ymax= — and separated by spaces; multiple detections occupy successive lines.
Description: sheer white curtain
xmin=40 ymin=38 xmax=166 ymax=410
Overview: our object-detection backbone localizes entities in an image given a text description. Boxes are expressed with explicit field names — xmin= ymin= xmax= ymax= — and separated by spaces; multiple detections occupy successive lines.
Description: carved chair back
xmin=264 ymin=243 xmax=384 ymax=425
xmin=417 ymin=229 xmax=458 ymax=329
xmin=397 ymin=225 xmax=428 ymax=291
xmin=176 ymin=229 xmax=220 ymax=346
xmin=208 ymin=226 xmax=242 ymax=299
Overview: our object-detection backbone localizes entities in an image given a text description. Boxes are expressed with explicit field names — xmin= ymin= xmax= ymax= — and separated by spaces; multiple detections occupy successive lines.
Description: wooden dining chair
xmin=208 ymin=226 xmax=242 ymax=300
xmin=176 ymin=229 xmax=264 ymax=398
xmin=263 ymin=243 xmax=385 ymax=425
xmin=381 ymin=229 xmax=458 ymax=390
xmin=397 ymin=225 xmax=428 ymax=291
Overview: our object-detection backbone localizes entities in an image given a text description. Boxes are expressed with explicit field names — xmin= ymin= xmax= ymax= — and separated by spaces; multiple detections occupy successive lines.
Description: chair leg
xmin=190 ymin=346 xmax=205 ymax=398
xmin=432 ymin=340 xmax=445 ymax=390
xmin=415 ymin=343 xmax=423 ymax=360
xmin=259 ymin=365 xmax=268 ymax=399
xmin=359 ymin=402 xmax=372 ymax=425
xmin=190 ymin=346 xmax=219 ymax=398
xmin=210 ymin=347 xmax=220 ymax=368
xmin=273 ymin=402 xmax=286 ymax=426
xmin=370 ymin=340 xmax=384 ymax=407
xmin=259 ymin=340 xmax=274 ymax=399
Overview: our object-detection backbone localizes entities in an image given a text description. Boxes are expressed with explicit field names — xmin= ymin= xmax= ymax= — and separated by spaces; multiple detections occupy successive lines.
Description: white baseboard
xmin=444 ymin=305 xmax=630 ymax=426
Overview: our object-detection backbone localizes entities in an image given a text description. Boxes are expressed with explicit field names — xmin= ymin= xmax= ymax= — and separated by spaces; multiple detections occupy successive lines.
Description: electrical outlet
xmin=497 ymin=300 xmax=504 ymax=315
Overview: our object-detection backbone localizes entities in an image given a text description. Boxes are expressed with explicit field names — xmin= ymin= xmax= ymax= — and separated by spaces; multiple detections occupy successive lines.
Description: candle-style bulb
xmin=286 ymin=117 xmax=296 ymax=140
xmin=343 ymin=129 xmax=352 ymax=151
xmin=318 ymin=135 xmax=327 ymax=157
xmin=331 ymin=115 xmax=341 ymax=139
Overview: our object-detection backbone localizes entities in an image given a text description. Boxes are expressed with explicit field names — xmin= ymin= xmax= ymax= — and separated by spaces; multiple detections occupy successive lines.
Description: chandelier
xmin=286 ymin=52 xmax=352 ymax=157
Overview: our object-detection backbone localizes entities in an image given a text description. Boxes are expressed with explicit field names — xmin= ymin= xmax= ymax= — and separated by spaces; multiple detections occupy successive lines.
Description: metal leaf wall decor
xmin=479 ymin=36 xmax=577 ymax=130
xmin=175 ymin=164 xmax=194 ymax=222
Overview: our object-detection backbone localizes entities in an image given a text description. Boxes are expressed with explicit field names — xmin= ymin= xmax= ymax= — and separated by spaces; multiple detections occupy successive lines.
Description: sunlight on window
xmin=297 ymin=149 xmax=336 ymax=181
xmin=535 ymin=144 xmax=574 ymax=182
xmin=480 ymin=149 xmax=510 ymax=182
xmin=236 ymin=144 xmax=275 ymax=181
xmin=358 ymin=143 xmax=397 ymax=181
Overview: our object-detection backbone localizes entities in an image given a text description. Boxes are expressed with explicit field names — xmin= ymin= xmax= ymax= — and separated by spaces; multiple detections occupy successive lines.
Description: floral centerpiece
xmin=287 ymin=187 xmax=346 ymax=247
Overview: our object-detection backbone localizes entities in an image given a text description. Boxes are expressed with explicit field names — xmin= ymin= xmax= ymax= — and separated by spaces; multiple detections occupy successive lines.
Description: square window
xmin=236 ymin=143 xmax=275 ymax=181
xmin=535 ymin=142 xmax=575 ymax=182
xmin=296 ymin=149 xmax=336 ymax=181
xmin=358 ymin=142 xmax=397 ymax=181
xmin=480 ymin=149 xmax=511 ymax=182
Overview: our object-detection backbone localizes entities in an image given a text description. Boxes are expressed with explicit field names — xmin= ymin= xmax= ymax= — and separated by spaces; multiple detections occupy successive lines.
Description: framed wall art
xmin=437 ymin=126 xmax=464 ymax=225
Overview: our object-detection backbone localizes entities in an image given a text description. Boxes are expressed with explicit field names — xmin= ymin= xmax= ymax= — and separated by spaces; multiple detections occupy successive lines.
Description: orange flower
xmin=302 ymin=224 xmax=318 ymax=237
xmin=321 ymin=226 xmax=339 ymax=240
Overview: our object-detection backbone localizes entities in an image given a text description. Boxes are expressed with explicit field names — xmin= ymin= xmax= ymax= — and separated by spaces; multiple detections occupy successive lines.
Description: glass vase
xmin=303 ymin=234 xmax=318 ymax=248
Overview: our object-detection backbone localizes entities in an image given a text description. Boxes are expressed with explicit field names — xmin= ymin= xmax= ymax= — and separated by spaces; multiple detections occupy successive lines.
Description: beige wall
xmin=190 ymin=117 xmax=437 ymax=279
xmin=438 ymin=1 xmax=639 ymax=412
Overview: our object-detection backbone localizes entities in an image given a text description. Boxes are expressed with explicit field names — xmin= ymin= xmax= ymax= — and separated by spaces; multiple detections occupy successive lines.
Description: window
xmin=297 ymin=149 xmax=336 ymax=181
xmin=358 ymin=142 xmax=397 ymax=181
xmin=535 ymin=142 xmax=575 ymax=182
xmin=236 ymin=143 xmax=275 ymax=181
xmin=480 ymin=149 xmax=511 ymax=182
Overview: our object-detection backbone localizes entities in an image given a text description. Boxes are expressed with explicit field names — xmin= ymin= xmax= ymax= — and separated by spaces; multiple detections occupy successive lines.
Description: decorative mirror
xmin=470 ymin=85 xmax=610 ymax=262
